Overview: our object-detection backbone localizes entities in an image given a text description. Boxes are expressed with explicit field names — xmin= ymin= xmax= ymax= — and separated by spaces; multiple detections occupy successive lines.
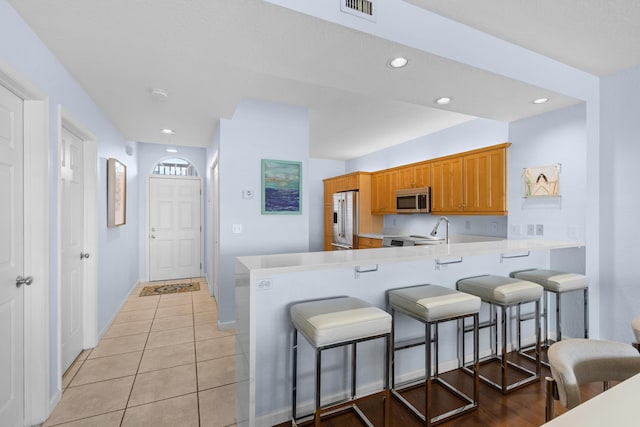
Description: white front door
xmin=149 ymin=177 xmax=202 ymax=281
xmin=0 ymin=82 xmax=25 ymax=426
xmin=60 ymin=127 xmax=85 ymax=373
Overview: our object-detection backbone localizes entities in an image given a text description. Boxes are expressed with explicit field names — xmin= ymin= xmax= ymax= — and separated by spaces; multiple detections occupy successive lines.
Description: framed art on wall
xmin=522 ymin=163 xmax=561 ymax=198
xmin=261 ymin=159 xmax=302 ymax=214
xmin=107 ymin=158 xmax=127 ymax=226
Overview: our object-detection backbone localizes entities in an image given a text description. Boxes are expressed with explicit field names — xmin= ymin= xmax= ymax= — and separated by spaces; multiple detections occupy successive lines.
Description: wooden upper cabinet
xmin=330 ymin=143 xmax=509 ymax=222
xmin=371 ymin=172 xmax=386 ymax=214
xmin=372 ymin=170 xmax=398 ymax=214
xmin=396 ymin=167 xmax=414 ymax=190
xmin=431 ymin=143 xmax=510 ymax=215
xmin=395 ymin=162 xmax=431 ymax=190
xmin=413 ymin=162 xmax=431 ymax=188
xmin=463 ymin=147 xmax=507 ymax=214
xmin=431 ymin=157 xmax=464 ymax=213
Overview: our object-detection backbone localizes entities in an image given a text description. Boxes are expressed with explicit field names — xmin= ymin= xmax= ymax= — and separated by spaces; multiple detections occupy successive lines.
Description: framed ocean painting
xmin=261 ymin=159 xmax=302 ymax=214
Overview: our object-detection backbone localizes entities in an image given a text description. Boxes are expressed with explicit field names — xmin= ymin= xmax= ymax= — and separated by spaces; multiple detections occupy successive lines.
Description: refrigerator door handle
xmin=340 ymin=199 xmax=345 ymax=237
xmin=333 ymin=211 xmax=338 ymax=224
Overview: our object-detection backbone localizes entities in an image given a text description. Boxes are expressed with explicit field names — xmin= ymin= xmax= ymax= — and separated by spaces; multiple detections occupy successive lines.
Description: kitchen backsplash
xmin=383 ymin=214 xmax=508 ymax=238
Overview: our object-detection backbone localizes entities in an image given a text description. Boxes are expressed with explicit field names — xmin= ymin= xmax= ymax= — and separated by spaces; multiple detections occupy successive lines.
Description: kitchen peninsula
xmin=234 ymin=239 xmax=585 ymax=427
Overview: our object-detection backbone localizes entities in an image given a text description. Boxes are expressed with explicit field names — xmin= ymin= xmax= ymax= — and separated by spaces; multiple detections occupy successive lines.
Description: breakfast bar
xmin=234 ymin=239 xmax=586 ymax=427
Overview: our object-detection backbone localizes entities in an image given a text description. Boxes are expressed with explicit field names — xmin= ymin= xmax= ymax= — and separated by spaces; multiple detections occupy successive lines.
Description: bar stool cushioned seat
xmin=456 ymin=275 xmax=542 ymax=305
xmin=511 ymin=269 xmax=589 ymax=293
xmin=387 ymin=284 xmax=481 ymax=425
xmin=545 ymin=338 xmax=640 ymax=421
xmin=291 ymin=297 xmax=391 ymax=347
xmin=388 ymin=284 xmax=481 ymax=321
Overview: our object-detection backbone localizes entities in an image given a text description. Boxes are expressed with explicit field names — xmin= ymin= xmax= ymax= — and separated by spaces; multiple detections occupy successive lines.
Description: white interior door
xmin=0 ymin=82 xmax=25 ymax=426
xmin=60 ymin=127 xmax=85 ymax=373
xmin=149 ymin=177 xmax=202 ymax=281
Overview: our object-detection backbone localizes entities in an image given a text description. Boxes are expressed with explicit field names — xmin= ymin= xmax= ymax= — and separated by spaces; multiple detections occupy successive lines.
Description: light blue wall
xmin=507 ymin=103 xmax=587 ymax=241
xmin=136 ymin=142 xmax=208 ymax=281
xmin=0 ymin=0 xmax=140 ymax=397
xmin=600 ymin=65 xmax=640 ymax=343
xmin=214 ymin=98 xmax=310 ymax=324
xmin=346 ymin=118 xmax=509 ymax=172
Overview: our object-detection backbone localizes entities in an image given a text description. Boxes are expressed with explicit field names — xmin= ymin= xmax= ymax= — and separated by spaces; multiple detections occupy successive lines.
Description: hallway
xmin=44 ymin=278 xmax=239 ymax=427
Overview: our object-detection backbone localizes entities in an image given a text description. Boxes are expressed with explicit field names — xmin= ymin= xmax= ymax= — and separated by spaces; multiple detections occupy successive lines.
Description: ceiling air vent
xmin=341 ymin=0 xmax=376 ymax=22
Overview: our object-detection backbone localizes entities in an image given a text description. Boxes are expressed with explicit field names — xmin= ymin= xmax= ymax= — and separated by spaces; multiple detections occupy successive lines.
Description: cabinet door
xmin=396 ymin=167 xmax=415 ymax=190
xmin=464 ymin=148 xmax=507 ymax=214
xmin=413 ymin=162 xmax=431 ymax=188
xmin=431 ymin=157 xmax=464 ymax=213
xmin=371 ymin=172 xmax=386 ymax=214
xmin=383 ymin=170 xmax=398 ymax=214
xmin=358 ymin=237 xmax=382 ymax=249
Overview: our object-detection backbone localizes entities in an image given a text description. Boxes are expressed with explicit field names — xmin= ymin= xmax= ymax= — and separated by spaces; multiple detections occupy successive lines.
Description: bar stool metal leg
xmin=583 ymin=288 xmax=589 ymax=338
xmin=315 ymin=349 xmax=321 ymax=427
xmin=292 ymin=328 xmax=298 ymax=423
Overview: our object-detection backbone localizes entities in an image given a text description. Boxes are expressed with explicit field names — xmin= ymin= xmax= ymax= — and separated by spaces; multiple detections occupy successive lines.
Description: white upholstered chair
xmin=632 ymin=316 xmax=640 ymax=352
xmin=545 ymin=338 xmax=640 ymax=421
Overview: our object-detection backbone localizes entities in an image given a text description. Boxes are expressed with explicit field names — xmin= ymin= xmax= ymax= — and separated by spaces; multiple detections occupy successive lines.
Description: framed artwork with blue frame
xmin=261 ymin=159 xmax=302 ymax=214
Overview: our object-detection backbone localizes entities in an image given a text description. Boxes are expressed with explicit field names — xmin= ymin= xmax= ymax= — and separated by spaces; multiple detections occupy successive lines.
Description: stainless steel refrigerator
xmin=332 ymin=191 xmax=358 ymax=250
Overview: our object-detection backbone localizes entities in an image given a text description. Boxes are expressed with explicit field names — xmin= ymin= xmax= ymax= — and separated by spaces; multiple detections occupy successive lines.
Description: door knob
xmin=16 ymin=275 xmax=33 ymax=288
xmin=80 ymin=252 xmax=90 ymax=259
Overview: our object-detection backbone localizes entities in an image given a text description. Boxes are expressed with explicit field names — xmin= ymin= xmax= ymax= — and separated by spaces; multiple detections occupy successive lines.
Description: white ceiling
xmin=8 ymin=0 xmax=639 ymax=160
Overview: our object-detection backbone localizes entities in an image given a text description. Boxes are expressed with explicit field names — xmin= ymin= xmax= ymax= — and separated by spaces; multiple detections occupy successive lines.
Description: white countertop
xmin=237 ymin=239 xmax=583 ymax=274
xmin=542 ymin=372 xmax=640 ymax=426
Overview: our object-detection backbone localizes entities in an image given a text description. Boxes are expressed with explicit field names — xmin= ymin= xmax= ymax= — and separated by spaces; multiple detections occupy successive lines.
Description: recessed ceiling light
xmin=161 ymin=128 xmax=175 ymax=135
xmin=150 ymin=88 xmax=169 ymax=102
xmin=532 ymin=97 xmax=549 ymax=104
xmin=166 ymin=148 xmax=178 ymax=153
xmin=389 ymin=57 xmax=408 ymax=68
xmin=435 ymin=97 xmax=452 ymax=105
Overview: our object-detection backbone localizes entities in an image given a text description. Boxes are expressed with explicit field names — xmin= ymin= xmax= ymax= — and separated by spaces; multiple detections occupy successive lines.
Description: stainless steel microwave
xmin=396 ymin=187 xmax=431 ymax=213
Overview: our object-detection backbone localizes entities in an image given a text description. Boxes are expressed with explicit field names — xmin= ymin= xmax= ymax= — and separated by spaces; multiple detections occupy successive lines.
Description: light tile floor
xmin=44 ymin=278 xmax=239 ymax=427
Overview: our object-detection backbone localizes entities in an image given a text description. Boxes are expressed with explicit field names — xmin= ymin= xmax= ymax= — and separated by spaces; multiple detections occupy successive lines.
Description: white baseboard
xmin=44 ymin=389 xmax=62 ymax=426
xmin=97 ymin=279 xmax=140 ymax=340
xmin=218 ymin=319 xmax=236 ymax=330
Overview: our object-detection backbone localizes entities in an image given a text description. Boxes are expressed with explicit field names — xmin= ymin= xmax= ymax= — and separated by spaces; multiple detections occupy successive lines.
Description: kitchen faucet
xmin=430 ymin=216 xmax=450 ymax=244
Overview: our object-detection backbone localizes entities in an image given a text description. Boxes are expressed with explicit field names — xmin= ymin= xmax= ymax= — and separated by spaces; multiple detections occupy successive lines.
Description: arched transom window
xmin=152 ymin=157 xmax=198 ymax=176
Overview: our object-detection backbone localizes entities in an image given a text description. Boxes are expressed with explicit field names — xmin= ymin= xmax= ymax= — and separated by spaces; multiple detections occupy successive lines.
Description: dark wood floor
xmin=278 ymin=352 xmax=603 ymax=427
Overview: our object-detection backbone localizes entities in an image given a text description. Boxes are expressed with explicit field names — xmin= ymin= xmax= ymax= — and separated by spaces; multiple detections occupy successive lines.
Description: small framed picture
xmin=107 ymin=158 xmax=127 ymax=226
xmin=523 ymin=164 xmax=561 ymax=198
xmin=261 ymin=159 xmax=302 ymax=214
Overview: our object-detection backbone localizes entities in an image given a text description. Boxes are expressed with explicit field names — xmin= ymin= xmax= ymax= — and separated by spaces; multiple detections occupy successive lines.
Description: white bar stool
xmin=290 ymin=296 xmax=391 ymax=426
xmin=510 ymin=269 xmax=589 ymax=362
xmin=386 ymin=284 xmax=481 ymax=426
xmin=456 ymin=275 xmax=543 ymax=394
